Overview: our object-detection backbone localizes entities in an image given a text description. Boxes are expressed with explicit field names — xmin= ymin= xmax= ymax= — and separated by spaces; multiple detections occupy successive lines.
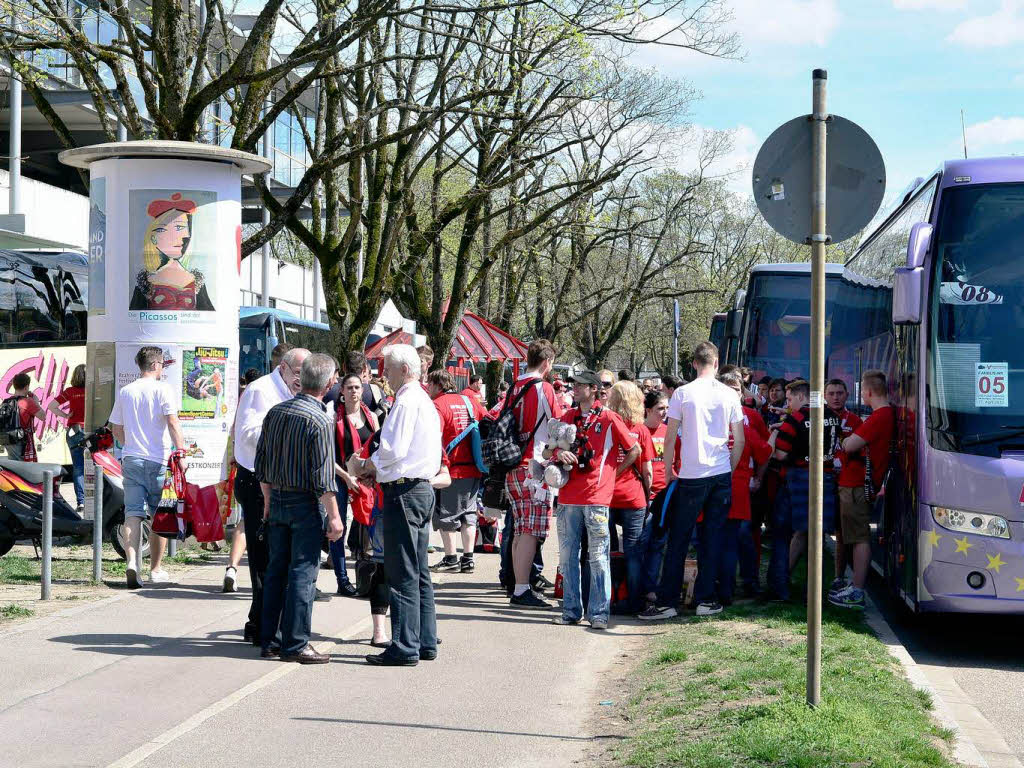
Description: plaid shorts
xmin=506 ymin=464 xmax=552 ymax=537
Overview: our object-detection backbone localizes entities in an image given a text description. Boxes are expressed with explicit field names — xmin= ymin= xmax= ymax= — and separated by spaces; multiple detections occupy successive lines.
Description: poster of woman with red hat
xmin=128 ymin=189 xmax=217 ymax=312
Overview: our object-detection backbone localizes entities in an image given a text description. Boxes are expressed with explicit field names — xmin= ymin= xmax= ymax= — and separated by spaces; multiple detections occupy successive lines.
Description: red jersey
xmin=557 ymin=407 xmax=635 ymax=507
xmin=17 ymin=397 xmax=41 ymax=462
xmin=610 ymin=421 xmax=655 ymax=509
xmin=834 ymin=407 xmax=865 ymax=488
xmin=728 ymin=407 xmax=773 ymax=520
xmin=54 ymin=386 xmax=85 ymax=427
xmin=854 ymin=405 xmax=895 ymax=492
xmin=647 ymin=422 xmax=681 ymax=498
xmin=508 ymin=373 xmax=562 ymax=465
xmin=434 ymin=392 xmax=487 ymax=480
xmin=461 ymin=387 xmax=484 ymax=406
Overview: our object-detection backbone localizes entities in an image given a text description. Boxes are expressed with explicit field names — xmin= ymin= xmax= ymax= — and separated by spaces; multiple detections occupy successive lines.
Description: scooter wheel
xmin=0 ymin=523 xmax=14 ymax=557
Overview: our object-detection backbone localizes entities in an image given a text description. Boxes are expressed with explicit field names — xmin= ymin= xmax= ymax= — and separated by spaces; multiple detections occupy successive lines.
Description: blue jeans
xmin=498 ymin=508 xmax=543 ymax=588
xmin=718 ymin=519 xmax=758 ymax=604
xmin=381 ymin=479 xmax=437 ymax=661
xmin=329 ymin=484 xmax=351 ymax=589
xmin=766 ymin=468 xmax=836 ymax=600
xmin=557 ymin=504 xmax=612 ymax=623
xmin=260 ymin=490 xmax=324 ymax=655
xmin=69 ymin=445 xmax=85 ymax=506
xmin=122 ymin=456 xmax=166 ymax=519
xmin=610 ymin=507 xmax=646 ymax=613
xmin=655 ymin=473 xmax=732 ymax=608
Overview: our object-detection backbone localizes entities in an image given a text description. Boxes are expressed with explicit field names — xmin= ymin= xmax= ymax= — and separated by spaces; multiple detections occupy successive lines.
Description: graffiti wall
xmin=0 ymin=346 xmax=86 ymax=464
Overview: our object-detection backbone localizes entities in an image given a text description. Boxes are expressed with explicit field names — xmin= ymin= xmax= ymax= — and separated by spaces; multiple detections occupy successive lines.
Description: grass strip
xmin=0 ymin=603 xmax=34 ymax=620
xmin=619 ymin=597 xmax=954 ymax=768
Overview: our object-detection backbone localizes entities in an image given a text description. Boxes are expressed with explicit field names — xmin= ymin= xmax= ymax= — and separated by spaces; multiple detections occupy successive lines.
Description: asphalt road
xmin=869 ymin=579 xmax=1024 ymax=762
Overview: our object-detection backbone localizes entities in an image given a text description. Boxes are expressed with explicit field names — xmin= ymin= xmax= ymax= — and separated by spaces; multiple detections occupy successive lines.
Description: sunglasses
xmin=599 ymin=381 xmax=613 ymax=389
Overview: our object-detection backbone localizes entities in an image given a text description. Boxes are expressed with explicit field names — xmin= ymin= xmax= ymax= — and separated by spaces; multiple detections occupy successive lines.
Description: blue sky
xmin=630 ymin=0 xmax=1024 ymax=203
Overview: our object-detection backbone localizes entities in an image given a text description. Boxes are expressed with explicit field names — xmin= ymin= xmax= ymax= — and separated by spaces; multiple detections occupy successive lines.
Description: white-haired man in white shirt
xmin=352 ymin=343 xmax=442 ymax=666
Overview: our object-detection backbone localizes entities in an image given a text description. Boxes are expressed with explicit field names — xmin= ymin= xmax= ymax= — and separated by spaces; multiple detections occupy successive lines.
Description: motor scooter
xmin=0 ymin=427 xmax=143 ymax=560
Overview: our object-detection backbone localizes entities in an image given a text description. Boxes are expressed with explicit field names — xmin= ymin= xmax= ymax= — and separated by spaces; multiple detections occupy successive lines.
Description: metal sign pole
xmin=806 ymin=68 xmax=828 ymax=709
xmin=93 ymin=463 xmax=104 ymax=583
xmin=672 ymin=299 xmax=680 ymax=376
xmin=41 ymin=470 xmax=53 ymax=600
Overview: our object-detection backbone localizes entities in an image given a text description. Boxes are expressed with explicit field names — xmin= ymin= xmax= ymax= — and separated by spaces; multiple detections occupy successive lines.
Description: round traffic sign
xmin=752 ymin=115 xmax=885 ymax=245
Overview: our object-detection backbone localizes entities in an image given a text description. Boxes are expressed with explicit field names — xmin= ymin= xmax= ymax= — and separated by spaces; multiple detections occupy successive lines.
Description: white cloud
xmin=730 ymin=0 xmax=840 ymax=47
xmin=948 ymin=1 xmax=1024 ymax=47
xmin=964 ymin=116 xmax=1024 ymax=150
xmin=893 ymin=0 xmax=966 ymax=10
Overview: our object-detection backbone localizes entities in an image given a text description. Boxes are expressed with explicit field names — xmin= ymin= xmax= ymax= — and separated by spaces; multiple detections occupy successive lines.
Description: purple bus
xmin=844 ymin=157 xmax=1024 ymax=614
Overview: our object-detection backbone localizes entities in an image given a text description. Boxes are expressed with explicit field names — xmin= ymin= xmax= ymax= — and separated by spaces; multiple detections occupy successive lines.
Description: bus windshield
xmin=740 ymin=273 xmax=840 ymax=381
xmin=928 ymin=183 xmax=1024 ymax=456
xmin=709 ymin=314 xmax=726 ymax=352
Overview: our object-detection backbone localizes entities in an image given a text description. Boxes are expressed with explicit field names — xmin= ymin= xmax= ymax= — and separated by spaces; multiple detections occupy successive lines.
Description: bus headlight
xmin=932 ymin=507 xmax=1011 ymax=539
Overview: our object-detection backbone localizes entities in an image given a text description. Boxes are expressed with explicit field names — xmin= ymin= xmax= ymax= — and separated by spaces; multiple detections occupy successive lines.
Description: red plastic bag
xmin=349 ymin=481 xmax=376 ymax=527
xmin=152 ymin=451 xmax=188 ymax=540
xmin=185 ymin=483 xmax=224 ymax=543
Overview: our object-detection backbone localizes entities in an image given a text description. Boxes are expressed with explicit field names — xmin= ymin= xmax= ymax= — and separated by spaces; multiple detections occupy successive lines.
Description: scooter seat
xmin=0 ymin=458 xmax=64 ymax=486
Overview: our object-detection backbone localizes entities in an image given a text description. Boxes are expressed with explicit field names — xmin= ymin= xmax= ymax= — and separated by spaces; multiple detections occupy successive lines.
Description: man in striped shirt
xmin=255 ymin=353 xmax=344 ymax=664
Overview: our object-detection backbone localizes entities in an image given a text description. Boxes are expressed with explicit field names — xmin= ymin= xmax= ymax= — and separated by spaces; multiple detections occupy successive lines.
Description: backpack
xmin=446 ymin=395 xmax=488 ymax=474
xmin=479 ymin=380 xmax=544 ymax=474
xmin=0 ymin=396 xmax=25 ymax=446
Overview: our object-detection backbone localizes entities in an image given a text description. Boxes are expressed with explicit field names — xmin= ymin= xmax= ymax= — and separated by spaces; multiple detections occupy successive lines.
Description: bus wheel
xmin=106 ymin=514 xmax=151 ymax=562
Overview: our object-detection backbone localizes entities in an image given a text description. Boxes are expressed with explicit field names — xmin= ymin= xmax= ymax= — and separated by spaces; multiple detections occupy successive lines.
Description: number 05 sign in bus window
xmin=976 ymin=362 xmax=1008 ymax=407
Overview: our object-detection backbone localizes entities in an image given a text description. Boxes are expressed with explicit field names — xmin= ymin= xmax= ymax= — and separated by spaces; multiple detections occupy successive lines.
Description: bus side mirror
xmin=726 ymin=309 xmax=743 ymax=339
xmin=893 ymin=267 xmax=924 ymax=325
xmin=906 ymin=222 xmax=933 ymax=269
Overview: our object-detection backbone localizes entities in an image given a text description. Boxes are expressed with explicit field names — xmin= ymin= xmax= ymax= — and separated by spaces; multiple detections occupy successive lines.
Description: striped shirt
xmin=254 ymin=393 xmax=335 ymax=498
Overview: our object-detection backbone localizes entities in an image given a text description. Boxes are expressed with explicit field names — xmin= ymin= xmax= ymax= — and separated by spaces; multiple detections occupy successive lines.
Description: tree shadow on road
xmin=292 ymin=715 xmax=620 ymax=742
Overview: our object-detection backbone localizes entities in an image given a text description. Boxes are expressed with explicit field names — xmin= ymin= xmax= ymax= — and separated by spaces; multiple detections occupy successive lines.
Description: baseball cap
xmin=568 ymin=370 xmax=602 ymax=387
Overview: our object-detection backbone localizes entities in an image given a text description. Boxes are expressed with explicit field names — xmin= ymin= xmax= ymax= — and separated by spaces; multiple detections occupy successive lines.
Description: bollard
xmin=41 ymin=470 xmax=53 ymax=600
xmin=93 ymin=464 xmax=104 ymax=583
xmin=168 ymin=536 xmax=177 ymax=559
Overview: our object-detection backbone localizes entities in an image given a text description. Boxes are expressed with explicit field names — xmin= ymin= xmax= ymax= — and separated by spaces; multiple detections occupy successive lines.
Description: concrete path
xmin=0 ymin=538 xmax=634 ymax=768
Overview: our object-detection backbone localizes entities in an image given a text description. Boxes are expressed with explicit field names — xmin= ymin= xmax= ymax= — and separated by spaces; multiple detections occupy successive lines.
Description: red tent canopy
xmin=364 ymin=310 xmax=528 ymax=364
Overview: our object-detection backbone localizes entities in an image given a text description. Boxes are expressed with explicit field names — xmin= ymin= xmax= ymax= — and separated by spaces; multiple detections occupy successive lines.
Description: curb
xmin=864 ymin=597 xmax=1021 ymax=768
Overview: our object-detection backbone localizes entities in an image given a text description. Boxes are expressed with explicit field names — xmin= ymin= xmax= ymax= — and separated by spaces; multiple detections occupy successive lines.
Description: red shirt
xmin=854 ymin=405 xmax=895 ymax=492
xmin=508 ymin=373 xmax=562 ymax=465
xmin=835 ymin=407 xmax=865 ymax=488
xmin=433 ymin=392 xmax=487 ymax=480
xmin=647 ymin=422 xmax=681 ymax=498
xmin=17 ymin=397 xmax=41 ymax=462
xmin=54 ymin=385 xmax=86 ymax=427
xmin=461 ymin=387 xmax=484 ymax=406
xmin=557 ymin=407 xmax=636 ymax=507
xmin=728 ymin=407 xmax=773 ymax=520
xmin=610 ymin=421 xmax=655 ymax=509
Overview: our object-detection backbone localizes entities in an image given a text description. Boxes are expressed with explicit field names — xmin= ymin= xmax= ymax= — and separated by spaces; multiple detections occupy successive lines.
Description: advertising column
xmin=60 ymin=142 xmax=272 ymax=487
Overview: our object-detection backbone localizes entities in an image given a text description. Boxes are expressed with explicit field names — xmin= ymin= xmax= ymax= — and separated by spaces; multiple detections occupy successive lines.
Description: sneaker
xmin=126 ymin=567 xmax=141 ymax=590
xmin=460 ymin=555 xmax=475 ymax=573
xmin=314 ymin=588 xmax=331 ymax=602
xmin=589 ymin=617 xmax=608 ymax=630
xmin=510 ymin=590 xmax=551 ymax=608
xmin=637 ymin=605 xmax=678 ymax=621
xmin=828 ymin=587 xmax=866 ymax=610
xmin=534 ymin=574 xmax=555 ymax=589
xmin=828 ymin=577 xmax=850 ymax=596
xmin=552 ymin=615 xmax=580 ymax=625
xmin=76 ymin=504 xmax=86 ymax=515
xmin=695 ymin=602 xmax=723 ymax=617
xmin=430 ymin=555 xmax=460 ymax=573
xmin=148 ymin=569 xmax=171 ymax=584
xmin=223 ymin=567 xmax=237 ymax=593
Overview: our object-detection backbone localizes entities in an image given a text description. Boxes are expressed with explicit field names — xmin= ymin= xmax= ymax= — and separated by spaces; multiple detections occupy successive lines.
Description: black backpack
xmin=479 ymin=381 xmax=543 ymax=474
xmin=0 ymin=396 xmax=25 ymax=446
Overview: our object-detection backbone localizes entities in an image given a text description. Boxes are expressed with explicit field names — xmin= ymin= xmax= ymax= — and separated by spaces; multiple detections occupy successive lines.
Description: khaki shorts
xmin=839 ymin=486 xmax=871 ymax=544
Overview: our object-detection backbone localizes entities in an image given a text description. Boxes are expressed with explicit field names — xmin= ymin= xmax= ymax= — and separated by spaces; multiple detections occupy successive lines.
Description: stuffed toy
xmin=544 ymin=462 xmax=570 ymax=489
xmin=545 ymin=418 xmax=578 ymax=451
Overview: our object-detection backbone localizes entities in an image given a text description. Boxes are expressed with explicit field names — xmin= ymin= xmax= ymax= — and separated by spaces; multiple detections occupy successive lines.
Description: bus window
xmin=15 ymin=266 xmax=62 ymax=344
xmin=239 ymin=326 xmax=267 ymax=376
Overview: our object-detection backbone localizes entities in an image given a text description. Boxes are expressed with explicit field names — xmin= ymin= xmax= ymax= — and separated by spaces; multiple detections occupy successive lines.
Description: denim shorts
xmin=122 ymin=456 xmax=167 ymax=519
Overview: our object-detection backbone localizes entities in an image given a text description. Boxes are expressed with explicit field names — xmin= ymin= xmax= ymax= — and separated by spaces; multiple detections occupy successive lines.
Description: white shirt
xmin=108 ymin=376 xmax=176 ymax=464
xmin=372 ymin=380 xmax=442 ymax=483
xmin=667 ymin=375 xmax=744 ymax=479
xmin=234 ymin=368 xmax=293 ymax=472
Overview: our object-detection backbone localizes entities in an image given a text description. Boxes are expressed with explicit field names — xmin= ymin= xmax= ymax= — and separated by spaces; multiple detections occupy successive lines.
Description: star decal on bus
xmin=925 ymin=530 xmax=942 ymax=548
xmin=1015 ymin=577 xmax=1024 ymax=592
xmin=986 ymin=553 xmax=1007 ymax=574
xmin=953 ymin=536 xmax=972 ymax=556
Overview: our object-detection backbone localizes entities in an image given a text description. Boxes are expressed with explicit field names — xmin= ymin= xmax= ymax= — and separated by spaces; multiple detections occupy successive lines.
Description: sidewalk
xmin=0 ymin=537 xmax=634 ymax=768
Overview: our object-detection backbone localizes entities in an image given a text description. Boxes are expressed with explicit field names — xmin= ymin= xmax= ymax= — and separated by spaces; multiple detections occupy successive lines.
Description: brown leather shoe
xmin=280 ymin=646 xmax=329 ymax=664
xmin=260 ymin=646 xmax=281 ymax=659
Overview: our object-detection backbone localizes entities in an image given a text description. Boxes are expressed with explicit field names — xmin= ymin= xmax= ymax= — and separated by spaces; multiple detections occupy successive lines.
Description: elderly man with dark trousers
xmin=351 ymin=343 xmax=442 ymax=666
xmin=232 ymin=347 xmax=309 ymax=646
xmin=255 ymin=353 xmax=344 ymax=664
